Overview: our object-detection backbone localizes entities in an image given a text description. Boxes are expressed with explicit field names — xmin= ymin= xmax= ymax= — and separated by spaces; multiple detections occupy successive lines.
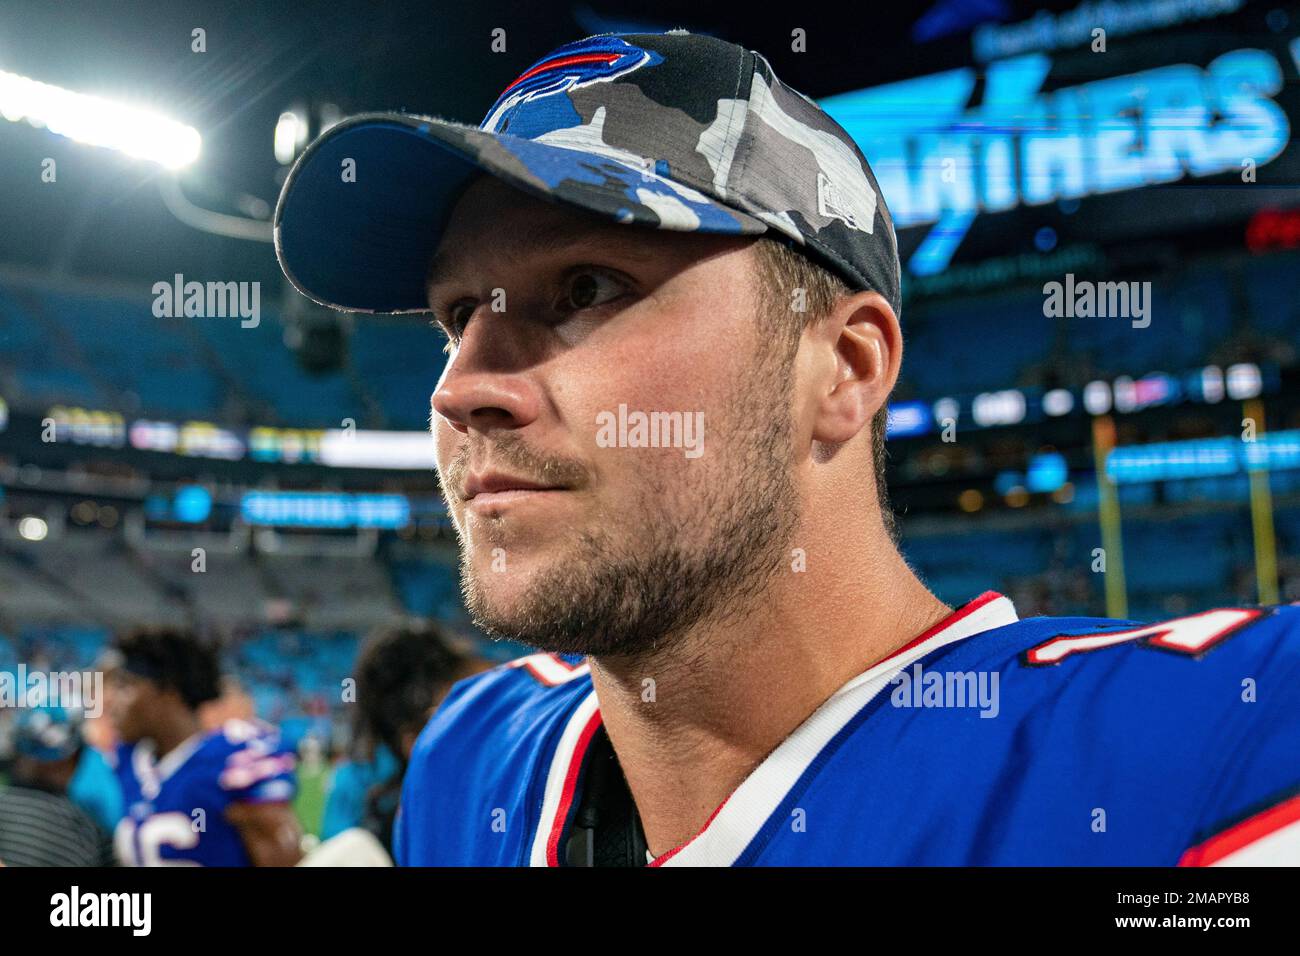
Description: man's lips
xmin=461 ymin=471 xmax=567 ymax=502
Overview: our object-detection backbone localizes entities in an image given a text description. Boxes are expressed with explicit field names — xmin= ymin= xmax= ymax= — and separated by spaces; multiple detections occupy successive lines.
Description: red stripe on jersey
xmin=876 ymin=591 xmax=1003 ymax=669
xmin=546 ymin=707 xmax=604 ymax=867
xmin=647 ymin=795 xmax=732 ymax=868
xmin=1178 ymin=792 xmax=1300 ymax=866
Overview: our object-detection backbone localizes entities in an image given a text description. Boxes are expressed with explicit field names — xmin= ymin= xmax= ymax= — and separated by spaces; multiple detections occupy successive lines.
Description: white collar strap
xmin=529 ymin=690 xmax=602 ymax=867
xmin=134 ymin=732 xmax=204 ymax=800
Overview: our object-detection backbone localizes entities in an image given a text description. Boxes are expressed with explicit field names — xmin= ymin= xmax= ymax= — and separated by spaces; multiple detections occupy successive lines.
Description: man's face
xmin=428 ymin=177 xmax=801 ymax=657
xmin=108 ymin=670 xmax=159 ymax=744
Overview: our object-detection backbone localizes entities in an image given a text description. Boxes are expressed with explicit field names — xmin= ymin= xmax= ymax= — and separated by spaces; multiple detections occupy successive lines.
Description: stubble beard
xmin=457 ymin=357 xmax=800 ymax=661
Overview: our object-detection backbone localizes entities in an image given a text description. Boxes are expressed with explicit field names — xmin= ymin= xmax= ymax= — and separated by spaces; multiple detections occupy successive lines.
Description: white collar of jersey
xmin=134 ymin=732 xmax=205 ymax=798
xmin=529 ymin=591 xmax=1018 ymax=867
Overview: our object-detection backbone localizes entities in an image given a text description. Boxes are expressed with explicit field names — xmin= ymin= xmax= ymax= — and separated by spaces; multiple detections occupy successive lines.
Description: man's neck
xmin=587 ymin=528 xmax=950 ymax=859
xmin=149 ymin=713 xmax=202 ymax=761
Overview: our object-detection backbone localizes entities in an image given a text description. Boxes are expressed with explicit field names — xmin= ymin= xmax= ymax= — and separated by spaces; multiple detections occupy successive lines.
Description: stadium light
xmin=274 ymin=108 xmax=308 ymax=165
xmin=1042 ymin=388 xmax=1074 ymax=417
xmin=17 ymin=516 xmax=48 ymax=541
xmin=0 ymin=69 xmax=200 ymax=168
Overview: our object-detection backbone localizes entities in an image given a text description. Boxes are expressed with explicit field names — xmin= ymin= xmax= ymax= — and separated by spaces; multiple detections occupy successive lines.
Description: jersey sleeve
xmin=398 ymin=658 xmax=590 ymax=866
xmin=1179 ymin=608 xmax=1300 ymax=866
xmin=214 ymin=720 xmax=298 ymax=805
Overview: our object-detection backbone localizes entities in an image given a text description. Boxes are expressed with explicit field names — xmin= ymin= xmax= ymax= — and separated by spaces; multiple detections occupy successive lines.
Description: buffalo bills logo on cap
xmin=480 ymin=35 xmax=662 ymax=137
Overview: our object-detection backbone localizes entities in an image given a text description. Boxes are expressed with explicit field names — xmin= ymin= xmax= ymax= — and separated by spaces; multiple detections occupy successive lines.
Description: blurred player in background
xmin=109 ymin=626 xmax=302 ymax=866
xmin=305 ymin=619 xmax=482 ymax=865
xmin=278 ymin=31 xmax=1300 ymax=865
xmin=0 ymin=704 xmax=115 ymax=866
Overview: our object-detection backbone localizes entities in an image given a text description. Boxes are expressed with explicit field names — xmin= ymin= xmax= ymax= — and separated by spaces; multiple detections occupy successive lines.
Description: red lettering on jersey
xmin=1023 ymin=608 xmax=1268 ymax=666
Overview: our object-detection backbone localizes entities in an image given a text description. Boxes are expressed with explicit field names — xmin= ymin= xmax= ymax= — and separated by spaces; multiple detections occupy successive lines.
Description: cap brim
xmin=274 ymin=113 xmax=769 ymax=314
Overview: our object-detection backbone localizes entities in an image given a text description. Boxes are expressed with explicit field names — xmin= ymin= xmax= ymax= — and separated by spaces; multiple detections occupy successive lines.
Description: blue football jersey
xmin=112 ymin=718 xmax=297 ymax=866
xmin=396 ymin=592 xmax=1300 ymax=866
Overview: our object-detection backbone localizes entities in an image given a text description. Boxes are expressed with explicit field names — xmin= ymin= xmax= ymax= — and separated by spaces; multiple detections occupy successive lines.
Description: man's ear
xmin=808 ymin=290 xmax=902 ymax=445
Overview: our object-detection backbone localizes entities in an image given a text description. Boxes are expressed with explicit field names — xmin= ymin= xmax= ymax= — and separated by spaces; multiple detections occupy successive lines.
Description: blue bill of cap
xmin=274 ymin=113 xmax=768 ymax=314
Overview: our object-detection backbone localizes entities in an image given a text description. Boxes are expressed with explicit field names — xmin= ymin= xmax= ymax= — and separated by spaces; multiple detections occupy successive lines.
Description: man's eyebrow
xmin=425 ymin=220 xmax=656 ymax=296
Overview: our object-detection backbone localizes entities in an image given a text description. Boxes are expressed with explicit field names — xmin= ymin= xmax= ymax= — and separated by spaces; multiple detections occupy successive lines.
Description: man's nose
xmin=430 ymin=309 xmax=542 ymax=434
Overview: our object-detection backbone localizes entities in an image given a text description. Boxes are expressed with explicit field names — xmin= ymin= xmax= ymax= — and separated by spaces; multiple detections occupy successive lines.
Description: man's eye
xmin=438 ymin=301 xmax=476 ymax=340
xmin=558 ymin=270 xmax=626 ymax=313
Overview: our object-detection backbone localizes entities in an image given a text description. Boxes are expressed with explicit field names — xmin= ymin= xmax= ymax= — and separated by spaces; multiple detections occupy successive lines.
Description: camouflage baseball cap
xmin=275 ymin=30 xmax=900 ymax=316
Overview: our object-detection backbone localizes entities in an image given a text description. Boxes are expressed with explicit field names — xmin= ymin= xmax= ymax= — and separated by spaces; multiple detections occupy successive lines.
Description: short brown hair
xmin=751 ymin=237 xmax=894 ymax=531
